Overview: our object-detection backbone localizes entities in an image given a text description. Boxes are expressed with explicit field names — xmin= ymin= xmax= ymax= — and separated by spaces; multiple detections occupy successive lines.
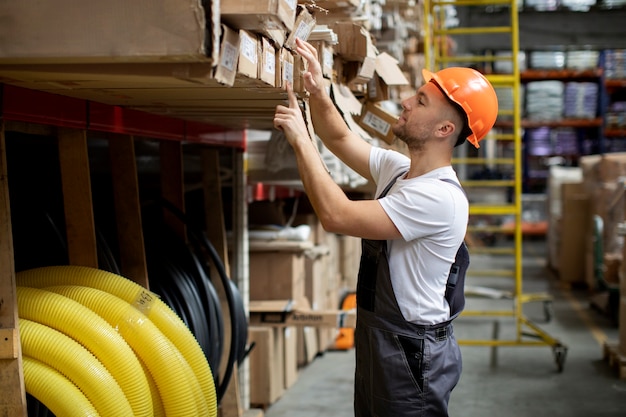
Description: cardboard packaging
xmin=284 ymin=6 xmax=317 ymax=51
xmin=214 ymin=25 xmax=240 ymax=86
xmin=332 ymin=22 xmax=376 ymax=61
xmin=357 ymin=101 xmax=399 ymax=144
xmin=249 ymin=247 xmax=306 ymax=301
xmin=345 ymin=56 xmax=377 ymax=86
xmin=292 ymin=52 xmax=308 ymax=94
xmin=0 ymin=0 xmax=216 ymax=63
xmin=367 ymin=52 xmax=410 ymax=101
xmin=558 ymin=182 xmax=590 ymax=284
xmin=248 ymin=326 xmax=285 ymax=406
xmin=220 ymin=0 xmax=297 ymax=33
xmin=277 ymin=48 xmax=295 ymax=89
xmin=237 ymin=30 xmax=259 ymax=79
xmin=260 ymin=37 xmax=277 ymax=87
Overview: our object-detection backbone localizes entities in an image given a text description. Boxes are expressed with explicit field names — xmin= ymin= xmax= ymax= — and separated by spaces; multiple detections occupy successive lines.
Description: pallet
xmin=602 ymin=342 xmax=626 ymax=379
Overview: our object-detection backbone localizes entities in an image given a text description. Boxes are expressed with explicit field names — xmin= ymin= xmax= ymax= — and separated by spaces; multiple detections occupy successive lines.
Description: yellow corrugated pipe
xmin=138 ymin=355 xmax=167 ymax=417
xmin=17 ymin=265 xmax=217 ymax=417
xmin=47 ymin=284 xmax=207 ymax=417
xmin=19 ymin=318 xmax=134 ymax=417
xmin=17 ymin=286 xmax=153 ymax=417
xmin=23 ymin=356 xmax=100 ymax=417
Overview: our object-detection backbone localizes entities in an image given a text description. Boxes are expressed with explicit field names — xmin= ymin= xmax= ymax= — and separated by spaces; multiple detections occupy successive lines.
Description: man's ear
xmin=435 ymin=120 xmax=456 ymax=138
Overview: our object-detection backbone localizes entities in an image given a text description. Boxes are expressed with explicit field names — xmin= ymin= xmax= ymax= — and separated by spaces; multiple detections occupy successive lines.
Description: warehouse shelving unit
xmin=520 ymin=67 xmax=604 ymax=193
xmin=423 ymin=0 xmax=568 ymax=371
xmin=0 ymin=85 xmax=251 ymax=416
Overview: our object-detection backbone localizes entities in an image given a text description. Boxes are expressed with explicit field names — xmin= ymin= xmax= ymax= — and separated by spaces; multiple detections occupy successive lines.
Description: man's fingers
xmin=286 ymin=82 xmax=299 ymax=109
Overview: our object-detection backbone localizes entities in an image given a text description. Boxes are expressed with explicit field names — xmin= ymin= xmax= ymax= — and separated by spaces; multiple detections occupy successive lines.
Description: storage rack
xmin=0 ymin=86 xmax=251 ymax=416
xmin=423 ymin=0 xmax=568 ymax=371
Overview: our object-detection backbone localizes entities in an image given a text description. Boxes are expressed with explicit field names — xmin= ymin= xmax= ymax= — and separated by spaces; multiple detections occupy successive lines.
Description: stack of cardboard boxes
xmin=246 ymin=205 xmax=360 ymax=406
xmin=549 ymin=154 xmax=626 ymax=375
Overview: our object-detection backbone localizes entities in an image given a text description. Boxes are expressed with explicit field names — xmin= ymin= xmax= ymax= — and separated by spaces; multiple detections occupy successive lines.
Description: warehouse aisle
xmin=263 ymin=238 xmax=626 ymax=417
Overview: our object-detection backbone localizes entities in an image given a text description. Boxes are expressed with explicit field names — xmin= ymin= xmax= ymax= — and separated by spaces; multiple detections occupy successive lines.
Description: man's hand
xmin=294 ymin=38 xmax=326 ymax=97
xmin=273 ymin=82 xmax=310 ymax=146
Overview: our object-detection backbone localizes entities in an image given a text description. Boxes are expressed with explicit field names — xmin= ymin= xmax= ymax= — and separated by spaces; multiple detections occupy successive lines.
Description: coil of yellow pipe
xmin=138 ymin=355 xmax=167 ymax=417
xmin=17 ymin=265 xmax=217 ymax=417
xmin=23 ymin=356 xmax=101 ymax=417
xmin=17 ymin=286 xmax=153 ymax=417
xmin=19 ymin=318 xmax=134 ymax=417
xmin=47 ymin=284 xmax=207 ymax=417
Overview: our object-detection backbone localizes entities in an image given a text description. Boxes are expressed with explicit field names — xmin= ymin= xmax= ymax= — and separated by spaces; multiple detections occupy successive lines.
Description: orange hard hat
xmin=422 ymin=67 xmax=498 ymax=148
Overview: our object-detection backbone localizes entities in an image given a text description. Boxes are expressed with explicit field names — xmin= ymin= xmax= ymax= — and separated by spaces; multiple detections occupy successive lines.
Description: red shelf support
xmin=1 ymin=84 xmax=246 ymax=148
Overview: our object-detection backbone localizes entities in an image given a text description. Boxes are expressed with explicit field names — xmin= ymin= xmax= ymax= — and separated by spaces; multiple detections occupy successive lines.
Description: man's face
xmin=392 ymin=81 xmax=453 ymax=148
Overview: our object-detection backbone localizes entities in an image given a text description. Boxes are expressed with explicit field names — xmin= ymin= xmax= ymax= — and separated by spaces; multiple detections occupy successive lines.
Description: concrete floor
xmin=263 ymin=239 xmax=626 ymax=417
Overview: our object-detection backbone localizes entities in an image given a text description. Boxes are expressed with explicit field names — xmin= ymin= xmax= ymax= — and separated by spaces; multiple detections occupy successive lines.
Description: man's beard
xmin=393 ymin=124 xmax=426 ymax=151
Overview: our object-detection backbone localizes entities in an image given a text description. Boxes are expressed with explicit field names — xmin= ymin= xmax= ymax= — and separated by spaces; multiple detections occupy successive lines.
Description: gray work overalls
xmin=354 ymin=176 xmax=464 ymax=417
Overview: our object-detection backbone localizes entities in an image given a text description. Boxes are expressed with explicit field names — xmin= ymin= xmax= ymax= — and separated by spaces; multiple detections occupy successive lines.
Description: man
xmin=274 ymin=38 xmax=498 ymax=417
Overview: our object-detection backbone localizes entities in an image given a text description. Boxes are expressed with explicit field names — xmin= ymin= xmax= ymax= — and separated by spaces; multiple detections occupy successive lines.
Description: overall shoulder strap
xmin=378 ymin=171 xmax=407 ymax=199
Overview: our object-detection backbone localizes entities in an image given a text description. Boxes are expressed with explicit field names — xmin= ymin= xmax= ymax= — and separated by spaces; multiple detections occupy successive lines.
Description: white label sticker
xmin=362 ymin=111 xmax=390 ymax=135
xmin=220 ymin=41 xmax=237 ymax=71
xmin=283 ymin=60 xmax=294 ymax=83
xmin=294 ymin=21 xmax=312 ymax=41
xmin=323 ymin=48 xmax=333 ymax=70
xmin=265 ymin=51 xmax=276 ymax=75
xmin=286 ymin=0 xmax=297 ymax=10
xmin=241 ymin=35 xmax=257 ymax=64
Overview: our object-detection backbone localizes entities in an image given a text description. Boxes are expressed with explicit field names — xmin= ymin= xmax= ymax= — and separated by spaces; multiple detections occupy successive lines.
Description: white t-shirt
xmin=370 ymin=146 xmax=468 ymax=325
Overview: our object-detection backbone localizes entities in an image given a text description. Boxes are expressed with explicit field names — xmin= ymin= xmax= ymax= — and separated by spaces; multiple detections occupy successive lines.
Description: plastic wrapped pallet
xmin=563 ymin=82 xmax=599 ymax=120
xmin=525 ymin=80 xmax=564 ymax=121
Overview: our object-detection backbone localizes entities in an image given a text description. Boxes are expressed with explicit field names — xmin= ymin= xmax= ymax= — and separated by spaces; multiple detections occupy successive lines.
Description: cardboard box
xmin=367 ymin=52 xmax=410 ymax=101
xmin=0 ymin=0 xmax=216 ymax=63
xmin=292 ymin=52 xmax=308 ymax=94
xmin=357 ymin=101 xmax=399 ymax=144
xmin=237 ymin=30 xmax=259 ymax=79
xmin=248 ymin=326 xmax=284 ymax=406
xmin=297 ymin=326 xmax=319 ymax=366
xmin=339 ymin=235 xmax=361 ymax=290
xmin=214 ymin=25 xmax=240 ymax=86
xmin=260 ymin=37 xmax=277 ymax=87
xmin=283 ymin=327 xmax=298 ymax=389
xmin=276 ymin=48 xmax=295 ymax=89
xmin=305 ymin=245 xmax=332 ymax=310
xmin=249 ymin=299 xmax=356 ymax=328
xmin=249 ymin=244 xmax=308 ymax=301
xmin=284 ymin=6 xmax=317 ymax=51
xmin=579 ymin=152 xmax=626 ymax=184
xmin=345 ymin=56 xmax=376 ymax=86
xmin=220 ymin=0 xmax=297 ymax=33
xmin=558 ymin=183 xmax=590 ymax=284
xmin=332 ymin=22 xmax=376 ymax=61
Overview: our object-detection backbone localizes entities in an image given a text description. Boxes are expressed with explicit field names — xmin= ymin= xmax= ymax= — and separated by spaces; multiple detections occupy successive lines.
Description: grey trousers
xmin=354 ymin=318 xmax=462 ymax=417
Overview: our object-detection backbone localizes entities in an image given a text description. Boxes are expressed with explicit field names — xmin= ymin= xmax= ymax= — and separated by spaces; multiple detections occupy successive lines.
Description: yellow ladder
xmin=423 ymin=0 xmax=567 ymax=371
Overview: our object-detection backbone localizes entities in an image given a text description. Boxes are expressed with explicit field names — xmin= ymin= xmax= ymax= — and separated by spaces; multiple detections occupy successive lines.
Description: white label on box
xmin=362 ymin=111 xmax=391 ymax=135
xmin=220 ymin=41 xmax=238 ymax=71
xmin=241 ymin=35 xmax=257 ymax=64
xmin=323 ymin=48 xmax=333 ymax=70
xmin=283 ymin=60 xmax=294 ymax=83
xmin=294 ymin=21 xmax=312 ymax=42
xmin=265 ymin=51 xmax=276 ymax=75
xmin=286 ymin=0 xmax=297 ymax=10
